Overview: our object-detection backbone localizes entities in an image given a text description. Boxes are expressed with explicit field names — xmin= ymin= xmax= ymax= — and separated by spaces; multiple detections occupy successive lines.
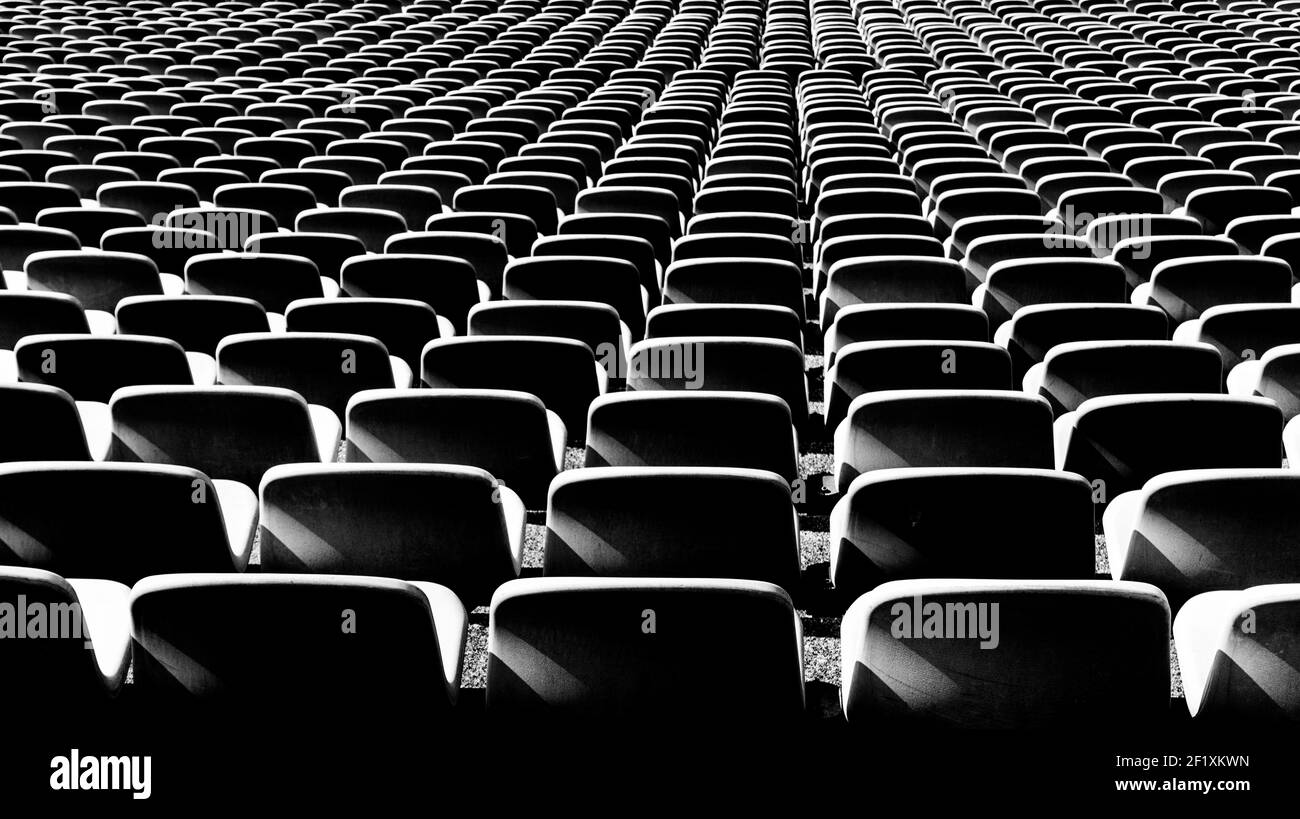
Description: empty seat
xmin=107 ymin=386 xmax=337 ymax=489
xmin=24 ymin=249 xmax=166 ymax=318
xmin=258 ymin=463 xmax=522 ymax=601
xmin=826 ymin=341 xmax=1012 ymax=429
xmin=296 ymin=206 xmax=407 ymax=254
xmin=0 ymin=383 xmax=90 ymax=461
xmin=825 ymin=303 xmax=989 ymax=366
xmin=1143 ymin=256 xmax=1292 ymax=325
xmin=1175 ymin=584 xmax=1300 ymax=721
xmin=0 ymin=290 xmax=90 ymax=350
xmin=834 ymin=390 xmax=1055 ymax=492
xmin=114 ymin=296 xmax=271 ymax=357
xmin=662 ymin=257 xmax=804 ymax=323
xmin=1029 ymin=341 xmax=1223 ymax=416
xmin=486 ymin=577 xmax=805 ymax=722
xmin=130 ymin=573 xmax=466 ymax=713
xmin=244 ymin=232 xmax=366 ymax=285
xmin=820 ymin=257 xmax=967 ymax=329
xmin=285 ymin=297 xmax=444 ymax=373
xmin=841 ymin=579 xmax=1170 ymax=728
xmin=421 ymin=336 xmax=603 ymax=439
xmin=504 ymin=255 xmax=647 ymax=339
xmin=543 ymin=467 xmax=799 ymax=588
xmin=831 ymin=468 xmax=1095 ymax=595
xmin=1057 ymin=395 xmax=1282 ymax=504
xmin=0 ymin=225 xmax=80 ymax=272
xmin=1105 ymin=470 xmax=1300 ymax=611
xmin=0 ymin=462 xmax=252 ymax=583
xmin=1182 ymin=304 xmax=1300 ymax=385
xmin=467 ymin=300 xmax=627 ymax=379
xmin=646 ymin=304 xmax=804 ymax=350
xmin=0 ymin=567 xmax=130 ymax=704
xmin=101 ymin=226 xmax=217 ymax=277
xmin=1184 ymin=185 xmax=1293 ymax=234
xmin=97 ymin=180 xmax=199 ymax=220
xmin=15 ymin=334 xmax=196 ymax=402
xmin=216 ymin=332 xmax=403 ymax=418
xmin=185 ymin=252 xmax=331 ymax=315
xmin=628 ymin=336 xmax=809 ymax=434
xmin=583 ymin=391 xmax=799 ymax=484
xmin=979 ymin=259 xmax=1128 ymax=329
xmin=344 ymin=389 xmax=564 ymax=509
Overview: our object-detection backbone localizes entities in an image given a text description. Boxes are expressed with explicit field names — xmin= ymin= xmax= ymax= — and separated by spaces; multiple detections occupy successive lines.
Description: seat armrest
xmin=86 ymin=309 xmax=117 ymax=335
xmin=1053 ymin=411 xmax=1077 ymax=471
xmin=498 ymin=484 xmax=527 ymax=576
xmin=212 ymin=478 xmax=257 ymax=571
xmin=75 ymin=400 xmax=112 ymax=461
xmin=1226 ymin=359 xmax=1263 ymax=396
xmin=545 ymin=409 xmax=567 ymax=472
xmin=390 ymin=355 xmax=413 ymax=388
xmin=308 ymin=404 xmax=342 ymax=462
xmin=160 ymin=273 xmax=185 ymax=296
xmin=435 ymin=314 xmax=456 ymax=339
xmin=1173 ymin=590 xmax=1242 ymax=718
xmin=187 ymin=351 xmax=217 ymax=386
xmin=65 ymin=578 xmax=133 ymax=694
xmin=408 ymin=581 xmax=467 ymax=704
xmin=1100 ymin=489 xmax=1143 ymax=579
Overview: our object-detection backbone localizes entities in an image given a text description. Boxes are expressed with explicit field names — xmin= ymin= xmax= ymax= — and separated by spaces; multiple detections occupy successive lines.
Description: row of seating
xmin=7 ymin=565 xmax=1289 ymax=724
xmin=4 ymin=454 xmax=1298 ymax=611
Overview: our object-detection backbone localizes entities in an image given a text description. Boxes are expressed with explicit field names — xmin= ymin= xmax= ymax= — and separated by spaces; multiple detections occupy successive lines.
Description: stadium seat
xmin=216 ymin=332 xmax=405 ymax=417
xmin=543 ymin=466 xmax=800 ymax=587
xmin=1027 ymin=341 xmax=1223 ymax=416
xmin=1175 ymin=584 xmax=1300 ymax=721
xmin=834 ymin=390 xmax=1055 ymax=492
xmin=830 ymin=468 xmax=1095 ymax=595
xmin=1105 ymin=469 xmax=1300 ymax=610
xmin=107 ymin=386 xmax=338 ymax=489
xmin=826 ymin=340 xmax=1012 ymax=429
xmin=131 ymin=573 xmax=466 ymax=712
xmin=841 ymin=579 xmax=1171 ymax=728
xmin=344 ymin=388 xmax=564 ymax=509
xmin=0 ymin=461 xmax=252 ymax=582
xmin=0 ymin=567 xmax=130 ymax=704
xmin=1056 ymin=395 xmax=1283 ymax=504
xmin=486 ymin=577 xmax=805 ymax=722
xmin=421 ymin=335 xmax=604 ymax=439
xmin=258 ymin=463 xmax=523 ymax=601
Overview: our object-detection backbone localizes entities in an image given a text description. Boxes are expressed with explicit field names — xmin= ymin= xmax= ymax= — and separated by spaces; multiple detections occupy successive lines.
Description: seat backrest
xmin=563 ymin=443 xmax=801 ymax=570
xmin=258 ymin=463 xmax=518 ymax=600
xmin=1060 ymin=395 xmax=1282 ymax=503
xmin=832 ymin=468 xmax=1095 ymax=594
xmin=285 ymin=297 xmax=439 ymax=372
xmin=0 ymin=291 xmax=89 ymax=349
xmin=842 ymin=579 xmax=1171 ymax=727
xmin=15 ymin=334 xmax=192 ymax=402
xmin=107 ymin=386 xmax=321 ymax=489
xmin=1038 ymin=341 xmax=1223 ymax=415
xmin=0 ymin=383 xmax=90 ymax=461
xmin=1176 ymin=584 xmax=1300 ymax=721
xmin=421 ymin=336 xmax=601 ymax=436
xmin=217 ymin=332 xmax=395 ymax=418
xmin=130 ymin=573 xmax=459 ymax=712
xmin=0 ymin=567 xmax=119 ymax=703
xmin=836 ymin=390 xmax=1055 ymax=491
xmin=114 ymin=295 xmax=270 ymax=357
xmin=24 ymin=250 xmax=162 ymax=313
xmin=0 ymin=462 xmax=237 ymax=583
xmin=486 ymin=577 xmax=805 ymax=721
